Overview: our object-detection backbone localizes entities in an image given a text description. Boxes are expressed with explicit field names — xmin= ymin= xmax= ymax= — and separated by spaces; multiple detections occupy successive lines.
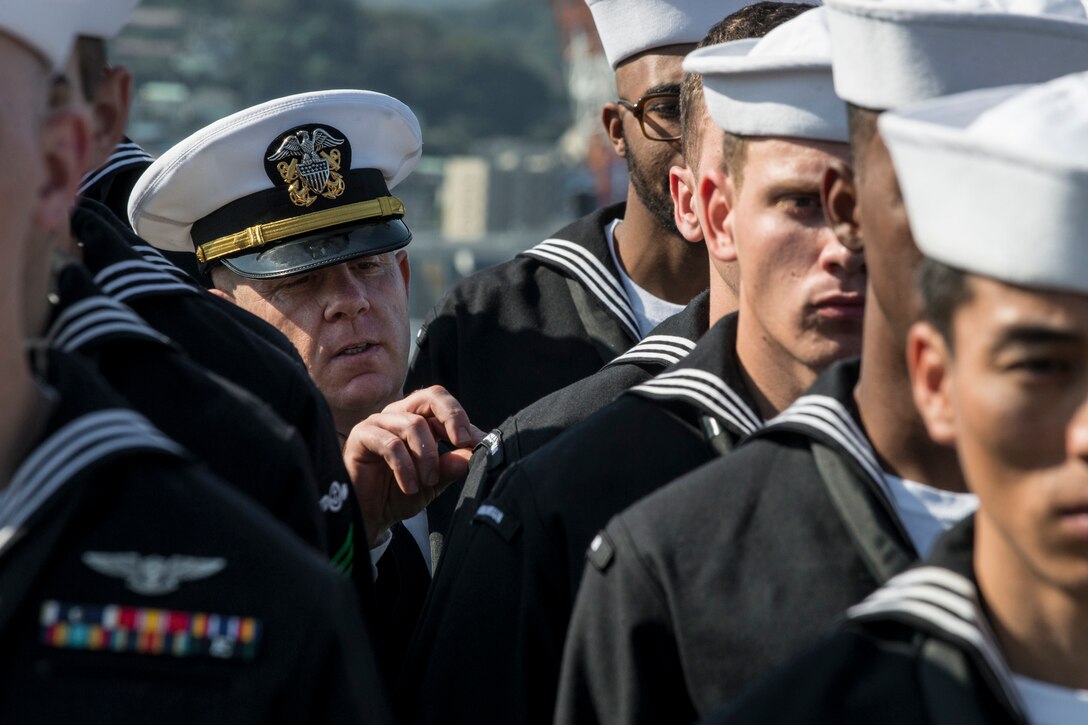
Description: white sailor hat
xmin=0 ymin=0 xmax=81 ymax=70
xmin=879 ymin=71 xmax=1088 ymax=294
xmin=683 ymin=8 xmax=848 ymax=142
xmin=827 ymin=0 xmax=1088 ymax=111
xmin=586 ymin=0 xmax=741 ymax=69
xmin=77 ymin=0 xmax=142 ymax=40
xmin=129 ymin=90 xmax=422 ymax=279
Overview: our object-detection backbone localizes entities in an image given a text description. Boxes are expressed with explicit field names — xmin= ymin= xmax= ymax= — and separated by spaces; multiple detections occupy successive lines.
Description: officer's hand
xmin=343 ymin=386 xmax=484 ymax=548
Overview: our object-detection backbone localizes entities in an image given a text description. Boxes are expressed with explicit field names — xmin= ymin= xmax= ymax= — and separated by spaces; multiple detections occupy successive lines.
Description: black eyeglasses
xmin=617 ymin=91 xmax=681 ymax=142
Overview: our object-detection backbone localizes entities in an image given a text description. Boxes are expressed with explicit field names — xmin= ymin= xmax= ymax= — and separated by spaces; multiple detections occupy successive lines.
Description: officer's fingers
xmin=465 ymin=424 xmax=487 ymax=446
xmin=391 ymin=386 xmax=476 ymax=447
xmin=438 ymin=447 xmax=474 ymax=483
xmin=345 ymin=416 xmax=422 ymax=495
xmin=395 ymin=414 xmax=441 ymax=490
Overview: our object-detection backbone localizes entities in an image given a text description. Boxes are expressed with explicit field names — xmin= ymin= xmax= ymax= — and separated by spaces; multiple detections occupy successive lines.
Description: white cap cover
xmin=77 ymin=0 xmax=142 ymax=40
xmin=880 ymin=71 xmax=1088 ymax=293
xmin=683 ymin=8 xmax=849 ymax=142
xmin=585 ymin=0 xmax=742 ymax=69
xmin=129 ymin=90 xmax=422 ymax=277
xmin=827 ymin=0 xmax=1088 ymax=110
xmin=0 ymin=0 xmax=80 ymax=69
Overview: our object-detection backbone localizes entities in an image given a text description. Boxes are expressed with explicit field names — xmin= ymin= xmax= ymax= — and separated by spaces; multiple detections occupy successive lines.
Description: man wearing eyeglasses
xmin=404 ymin=0 xmax=732 ymax=433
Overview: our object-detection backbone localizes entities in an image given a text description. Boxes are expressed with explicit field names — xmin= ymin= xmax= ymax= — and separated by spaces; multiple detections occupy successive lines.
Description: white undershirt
xmin=882 ymin=474 xmax=979 ymax=557
xmin=1013 ymin=675 xmax=1088 ymax=725
xmin=606 ymin=219 xmax=685 ymax=337
xmin=368 ymin=510 xmax=431 ymax=582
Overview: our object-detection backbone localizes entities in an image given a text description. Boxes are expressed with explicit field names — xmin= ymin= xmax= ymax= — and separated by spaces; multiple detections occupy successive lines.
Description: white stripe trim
xmin=633 ymin=369 xmax=761 ymax=435
xmin=59 ymin=321 xmax=166 ymax=352
xmin=861 ymin=581 xmax=976 ymax=622
xmin=523 ymin=238 xmax=640 ymax=341
xmin=107 ymin=281 xmax=195 ymax=303
xmin=50 ymin=297 xmax=167 ymax=352
xmin=0 ymin=410 xmax=182 ymax=532
xmin=880 ymin=565 xmax=977 ymax=599
xmin=850 ymin=597 xmax=989 ymax=651
xmin=634 ymin=334 xmax=696 ymax=351
xmin=78 ymin=151 xmax=154 ymax=194
xmin=134 ymin=244 xmax=173 ymax=264
xmin=765 ymin=395 xmax=890 ymax=500
xmin=94 ymin=260 xmax=195 ymax=300
xmin=607 ymin=335 xmax=696 ymax=367
xmin=848 ymin=566 xmax=1023 ymax=711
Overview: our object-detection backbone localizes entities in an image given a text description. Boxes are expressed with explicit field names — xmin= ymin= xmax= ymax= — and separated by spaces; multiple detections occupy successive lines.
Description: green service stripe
xmin=330 ymin=523 xmax=354 ymax=574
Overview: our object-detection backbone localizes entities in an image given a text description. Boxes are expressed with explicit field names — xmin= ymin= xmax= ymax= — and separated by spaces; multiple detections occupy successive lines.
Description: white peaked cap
xmin=879 ymin=71 xmax=1088 ymax=294
xmin=77 ymin=0 xmax=142 ymax=40
xmin=683 ymin=8 xmax=848 ymax=142
xmin=827 ymin=0 xmax=1088 ymax=110
xmin=0 ymin=0 xmax=81 ymax=69
xmin=585 ymin=0 xmax=744 ymax=69
xmin=129 ymin=89 xmax=422 ymax=269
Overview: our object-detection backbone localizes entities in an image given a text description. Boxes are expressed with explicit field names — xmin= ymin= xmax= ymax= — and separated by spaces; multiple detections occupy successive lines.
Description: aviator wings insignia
xmin=81 ymin=551 xmax=227 ymax=596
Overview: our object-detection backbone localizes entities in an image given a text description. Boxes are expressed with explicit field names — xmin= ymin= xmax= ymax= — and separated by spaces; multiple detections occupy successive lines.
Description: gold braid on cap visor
xmin=196 ymin=195 xmax=405 ymax=263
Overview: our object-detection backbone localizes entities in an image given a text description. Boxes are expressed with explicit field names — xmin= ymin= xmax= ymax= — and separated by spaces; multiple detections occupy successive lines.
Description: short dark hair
xmin=76 ymin=35 xmax=108 ymax=102
xmin=680 ymin=2 xmax=816 ymax=170
xmin=917 ymin=257 xmax=973 ymax=347
xmin=721 ymin=131 xmax=748 ymax=187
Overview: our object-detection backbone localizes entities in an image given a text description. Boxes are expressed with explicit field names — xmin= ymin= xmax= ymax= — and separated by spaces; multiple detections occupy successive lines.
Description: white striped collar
xmin=626 ymin=313 xmax=762 ymax=437
xmin=848 ymin=565 xmax=1026 ymax=719
xmin=605 ymin=334 xmax=696 ymax=369
xmin=522 ymin=237 xmax=641 ymax=342
xmin=0 ymin=409 xmax=183 ymax=558
xmin=93 ymin=257 xmax=196 ymax=303
xmin=48 ymin=294 xmax=169 ymax=353
xmin=762 ymin=392 xmax=895 ymax=506
xmin=78 ymin=142 xmax=154 ymax=196
xmin=631 ymin=368 xmax=762 ymax=437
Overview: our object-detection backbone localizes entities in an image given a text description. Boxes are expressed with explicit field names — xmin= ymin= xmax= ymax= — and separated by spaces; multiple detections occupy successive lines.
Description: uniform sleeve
xmin=555 ymin=516 xmax=697 ymax=725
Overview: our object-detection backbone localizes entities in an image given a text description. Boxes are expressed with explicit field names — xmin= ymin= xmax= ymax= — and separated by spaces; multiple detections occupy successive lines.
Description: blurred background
xmin=113 ymin=0 xmax=629 ymax=327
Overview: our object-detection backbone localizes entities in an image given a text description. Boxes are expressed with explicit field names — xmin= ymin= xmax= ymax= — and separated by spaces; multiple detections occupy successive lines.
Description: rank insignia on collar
xmin=81 ymin=551 xmax=227 ymax=596
xmin=265 ymin=124 xmax=349 ymax=208
xmin=40 ymin=600 xmax=262 ymax=662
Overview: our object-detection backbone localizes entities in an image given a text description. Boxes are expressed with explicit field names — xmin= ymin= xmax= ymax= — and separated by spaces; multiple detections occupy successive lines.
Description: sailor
xmin=67 ymin=0 xmax=152 ymax=228
xmin=396 ymin=7 xmax=861 ymax=724
xmin=57 ymin=0 xmax=380 ymax=612
xmin=128 ymin=89 xmax=484 ymax=678
xmin=557 ymin=1 xmax=1088 ymax=721
xmin=707 ymin=68 xmax=1088 ymax=725
xmin=420 ymin=0 xmax=813 ymax=541
xmin=0 ymin=5 xmax=389 ymax=721
xmin=404 ymin=0 xmax=731 ymax=431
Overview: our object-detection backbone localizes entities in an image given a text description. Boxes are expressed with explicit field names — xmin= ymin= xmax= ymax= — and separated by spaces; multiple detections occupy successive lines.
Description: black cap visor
xmin=219 ymin=219 xmax=411 ymax=279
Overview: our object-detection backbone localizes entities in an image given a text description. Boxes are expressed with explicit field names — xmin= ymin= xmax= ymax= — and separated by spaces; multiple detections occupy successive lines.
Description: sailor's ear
xmin=908 ymin=321 xmax=957 ymax=446
xmin=33 ymin=108 xmax=89 ymax=233
xmin=701 ymin=167 xmax=737 ymax=264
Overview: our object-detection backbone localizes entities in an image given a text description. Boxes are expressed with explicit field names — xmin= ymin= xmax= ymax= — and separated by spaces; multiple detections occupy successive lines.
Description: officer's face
xmin=724 ymin=138 xmax=865 ymax=375
xmin=224 ymin=250 xmax=412 ymax=434
xmin=911 ymin=277 xmax=1088 ymax=594
xmin=612 ymin=46 xmax=688 ymax=235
